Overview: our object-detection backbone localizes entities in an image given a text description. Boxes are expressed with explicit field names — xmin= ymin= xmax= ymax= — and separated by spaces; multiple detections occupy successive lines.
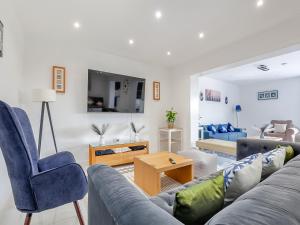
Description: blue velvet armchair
xmin=0 ymin=101 xmax=88 ymax=225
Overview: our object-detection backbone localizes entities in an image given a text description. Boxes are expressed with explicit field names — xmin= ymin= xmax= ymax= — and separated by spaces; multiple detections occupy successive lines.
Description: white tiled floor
xmin=1 ymin=197 xmax=88 ymax=225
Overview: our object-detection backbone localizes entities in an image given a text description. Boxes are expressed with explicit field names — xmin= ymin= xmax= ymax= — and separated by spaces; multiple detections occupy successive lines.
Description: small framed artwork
xmin=258 ymin=90 xmax=278 ymax=100
xmin=0 ymin=20 xmax=3 ymax=57
xmin=205 ymin=89 xmax=221 ymax=102
xmin=153 ymin=81 xmax=160 ymax=100
xmin=52 ymin=66 xmax=66 ymax=93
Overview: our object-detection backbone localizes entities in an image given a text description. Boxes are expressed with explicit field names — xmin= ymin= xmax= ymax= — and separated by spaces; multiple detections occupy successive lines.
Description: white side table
xmin=159 ymin=128 xmax=183 ymax=153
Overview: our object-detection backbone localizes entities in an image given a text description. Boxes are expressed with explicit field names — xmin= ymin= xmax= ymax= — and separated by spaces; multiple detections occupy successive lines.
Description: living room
xmin=1 ymin=0 xmax=300 ymax=225
xmin=191 ymin=49 xmax=300 ymax=148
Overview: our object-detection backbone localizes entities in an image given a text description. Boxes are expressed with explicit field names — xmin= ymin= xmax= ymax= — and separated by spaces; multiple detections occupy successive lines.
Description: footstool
xmin=178 ymin=150 xmax=217 ymax=178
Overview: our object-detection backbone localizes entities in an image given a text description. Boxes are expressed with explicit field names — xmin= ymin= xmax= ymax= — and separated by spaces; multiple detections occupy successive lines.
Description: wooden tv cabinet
xmin=89 ymin=141 xmax=149 ymax=166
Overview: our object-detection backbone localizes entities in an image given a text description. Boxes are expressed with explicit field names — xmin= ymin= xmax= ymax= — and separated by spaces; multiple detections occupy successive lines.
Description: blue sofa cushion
xmin=207 ymin=125 xmax=217 ymax=134
xmin=227 ymin=123 xmax=235 ymax=132
xmin=218 ymin=125 xmax=228 ymax=133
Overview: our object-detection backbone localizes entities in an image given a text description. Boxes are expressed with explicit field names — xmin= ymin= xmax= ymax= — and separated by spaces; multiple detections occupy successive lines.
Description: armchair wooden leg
xmin=73 ymin=201 xmax=85 ymax=225
xmin=24 ymin=213 xmax=32 ymax=225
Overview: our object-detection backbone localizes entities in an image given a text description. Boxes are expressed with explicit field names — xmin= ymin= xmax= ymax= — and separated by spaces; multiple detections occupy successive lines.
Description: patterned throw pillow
xmin=223 ymin=154 xmax=263 ymax=204
xmin=218 ymin=125 xmax=228 ymax=133
xmin=207 ymin=124 xmax=217 ymax=134
xmin=227 ymin=123 xmax=235 ymax=132
xmin=262 ymin=148 xmax=286 ymax=178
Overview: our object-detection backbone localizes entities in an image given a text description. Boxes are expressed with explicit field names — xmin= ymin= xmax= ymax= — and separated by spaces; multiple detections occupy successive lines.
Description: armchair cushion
xmin=31 ymin=163 xmax=87 ymax=212
xmin=38 ymin=151 xmax=75 ymax=172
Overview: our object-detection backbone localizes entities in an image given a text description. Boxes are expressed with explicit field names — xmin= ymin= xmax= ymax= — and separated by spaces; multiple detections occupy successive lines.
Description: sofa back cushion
xmin=206 ymin=155 xmax=300 ymax=225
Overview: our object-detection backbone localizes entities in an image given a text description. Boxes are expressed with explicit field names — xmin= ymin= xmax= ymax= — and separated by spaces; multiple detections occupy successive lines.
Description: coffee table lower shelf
xmin=134 ymin=152 xmax=193 ymax=196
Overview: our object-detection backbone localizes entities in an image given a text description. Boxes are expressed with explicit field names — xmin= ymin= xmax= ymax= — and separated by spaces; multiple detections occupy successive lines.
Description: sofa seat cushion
xmin=205 ymin=155 xmax=300 ymax=225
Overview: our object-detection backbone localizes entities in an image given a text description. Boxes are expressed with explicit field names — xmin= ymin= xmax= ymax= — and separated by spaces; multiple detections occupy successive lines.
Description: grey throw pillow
xmin=223 ymin=154 xmax=263 ymax=204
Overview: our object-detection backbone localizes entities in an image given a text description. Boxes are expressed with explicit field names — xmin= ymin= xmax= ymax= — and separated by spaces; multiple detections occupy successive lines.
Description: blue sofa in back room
xmin=201 ymin=123 xmax=247 ymax=141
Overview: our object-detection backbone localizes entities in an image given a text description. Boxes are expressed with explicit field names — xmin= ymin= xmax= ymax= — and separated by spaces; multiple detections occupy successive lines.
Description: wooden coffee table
xmin=134 ymin=152 xmax=193 ymax=196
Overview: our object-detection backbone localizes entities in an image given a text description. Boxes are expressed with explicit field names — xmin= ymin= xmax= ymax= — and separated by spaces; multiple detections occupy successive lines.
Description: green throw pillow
xmin=174 ymin=173 xmax=224 ymax=225
xmin=276 ymin=145 xmax=294 ymax=163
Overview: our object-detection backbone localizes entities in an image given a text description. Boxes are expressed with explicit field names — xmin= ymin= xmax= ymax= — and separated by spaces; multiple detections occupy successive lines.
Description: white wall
xmin=198 ymin=77 xmax=240 ymax=126
xmin=0 ymin=0 xmax=24 ymax=214
xmin=171 ymin=16 xmax=300 ymax=149
xmin=240 ymin=77 xmax=300 ymax=136
xmin=20 ymin=40 xmax=172 ymax=162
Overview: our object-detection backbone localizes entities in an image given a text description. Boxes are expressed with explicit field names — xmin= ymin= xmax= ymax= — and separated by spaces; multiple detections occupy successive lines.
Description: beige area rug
xmin=114 ymin=164 xmax=182 ymax=196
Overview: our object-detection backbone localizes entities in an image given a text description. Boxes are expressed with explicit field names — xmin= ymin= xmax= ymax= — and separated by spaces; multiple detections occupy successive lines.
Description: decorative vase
xmin=99 ymin=136 xmax=105 ymax=145
xmin=134 ymin=133 xmax=140 ymax=142
xmin=168 ymin=122 xmax=174 ymax=129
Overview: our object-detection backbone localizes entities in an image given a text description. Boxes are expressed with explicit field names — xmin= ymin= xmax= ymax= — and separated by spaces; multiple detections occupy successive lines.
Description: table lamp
xmin=32 ymin=89 xmax=58 ymax=155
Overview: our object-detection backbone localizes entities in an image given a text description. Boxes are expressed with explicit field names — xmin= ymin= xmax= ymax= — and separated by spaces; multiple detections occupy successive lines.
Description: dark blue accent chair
xmin=0 ymin=101 xmax=87 ymax=225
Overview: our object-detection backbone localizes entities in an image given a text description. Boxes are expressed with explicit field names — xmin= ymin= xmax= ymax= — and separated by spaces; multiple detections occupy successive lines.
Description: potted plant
xmin=91 ymin=124 xmax=109 ymax=145
xmin=130 ymin=122 xmax=145 ymax=141
xmin=166 ymin=108 xmax=177 ymax=129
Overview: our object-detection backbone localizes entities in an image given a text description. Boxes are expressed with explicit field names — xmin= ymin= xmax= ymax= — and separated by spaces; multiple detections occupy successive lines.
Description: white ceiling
xmin=208 ymin=50 xmax=300 ymax=85
xmin=11 ymin=0 xmax=300 ymax=68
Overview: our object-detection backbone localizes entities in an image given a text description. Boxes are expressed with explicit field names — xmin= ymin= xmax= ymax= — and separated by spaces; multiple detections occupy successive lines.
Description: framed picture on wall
xmin=0 ymin=20 xmax=3 ymax=57
xmin=52 ymin=66 xmax=66 ymax=93
xmin=153 ymin=81 xmax=160 ymax=100
xmin=205 ymin=89 xmax=221 ymax=102
xmin=258 ymin=90 xmax=278 ymax=100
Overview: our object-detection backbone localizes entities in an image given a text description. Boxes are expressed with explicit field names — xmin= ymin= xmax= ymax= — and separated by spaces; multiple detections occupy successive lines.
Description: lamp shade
xmin=32 ymin=89 xmax=56 ymax=102
xmin=235 ymin=105 xmax=242 ymax=112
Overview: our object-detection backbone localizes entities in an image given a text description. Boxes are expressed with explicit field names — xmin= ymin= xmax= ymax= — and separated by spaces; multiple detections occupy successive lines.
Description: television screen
xmin=88 ymin=69 xmax=146 ymax=113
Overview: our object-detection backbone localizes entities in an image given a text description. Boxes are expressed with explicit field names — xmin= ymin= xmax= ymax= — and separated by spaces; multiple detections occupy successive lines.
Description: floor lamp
xmin=235 ymin=105 xmax=242 ymax=128
xmin=32 ymin=89 xmax=58 ymax=155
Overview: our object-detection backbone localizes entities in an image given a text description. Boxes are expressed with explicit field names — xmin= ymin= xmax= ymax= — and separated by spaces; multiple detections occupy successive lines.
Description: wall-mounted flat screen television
xmin=87 ymin=69 xmax=146 ymax=113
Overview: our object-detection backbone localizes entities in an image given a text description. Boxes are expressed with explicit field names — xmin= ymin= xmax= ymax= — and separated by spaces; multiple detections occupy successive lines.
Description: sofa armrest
xmin=203 ymin=131 xmax=213 ymax=139
xmin=31 ymin=163 xmax=87 ymax=211
xmin=88 ymin=165 xmax=183 ymax=225
xmin=237 ymin=139 xmax=300 ymax=160
xmin=234 ymin=128 xmax=243 ymax=132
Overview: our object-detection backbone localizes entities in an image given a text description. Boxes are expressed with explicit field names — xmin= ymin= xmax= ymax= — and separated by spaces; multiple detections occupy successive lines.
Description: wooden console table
xmin=89 ymin=141 xmax=149 ymax=166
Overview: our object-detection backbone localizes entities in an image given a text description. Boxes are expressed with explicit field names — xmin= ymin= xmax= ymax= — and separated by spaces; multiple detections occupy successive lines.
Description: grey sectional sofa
xmin=88 ymin=139 xmax=300 ymax=225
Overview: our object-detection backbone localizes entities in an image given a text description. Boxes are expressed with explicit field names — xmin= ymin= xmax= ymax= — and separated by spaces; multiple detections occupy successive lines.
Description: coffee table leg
xmin=134 ymin=158 xmax=161 ymax=196
xmin=165 ymin=165 xmax=193 ymax=184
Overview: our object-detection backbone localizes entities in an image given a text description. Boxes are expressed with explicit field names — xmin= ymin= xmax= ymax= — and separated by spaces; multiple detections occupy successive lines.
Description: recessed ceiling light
xmin=166 ymin=51 xmax=171 ymax=56
xmin=73 ymin=22 xmax=81 ymax=29
xmin=256 ymin=0 xmax=264 ymax=7
xmin=155 ymin=10 xmax=162 ymax=20
xmin=198 ymin=32 xmax=205 ymax=39
xmin=129 ymin=39 xmax=135 ymax=45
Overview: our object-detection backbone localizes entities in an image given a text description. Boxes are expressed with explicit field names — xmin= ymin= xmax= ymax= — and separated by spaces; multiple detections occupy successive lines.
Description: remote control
xmin=169 ymin=158 xmax=176 ymax=164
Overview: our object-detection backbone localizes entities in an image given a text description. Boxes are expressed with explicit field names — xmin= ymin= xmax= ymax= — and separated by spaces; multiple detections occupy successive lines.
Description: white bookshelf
xmin=159 ymin=128 xmax=183 ymax=153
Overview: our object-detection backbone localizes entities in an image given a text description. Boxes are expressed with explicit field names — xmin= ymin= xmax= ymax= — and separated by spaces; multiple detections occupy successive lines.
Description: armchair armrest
xmin=31 ymin=163 xmax=87 ymax=211
xmin=286 ymin=128 xmax=299 ymax=136
xmin=38 ymin=151 xmax=75 ymax=172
